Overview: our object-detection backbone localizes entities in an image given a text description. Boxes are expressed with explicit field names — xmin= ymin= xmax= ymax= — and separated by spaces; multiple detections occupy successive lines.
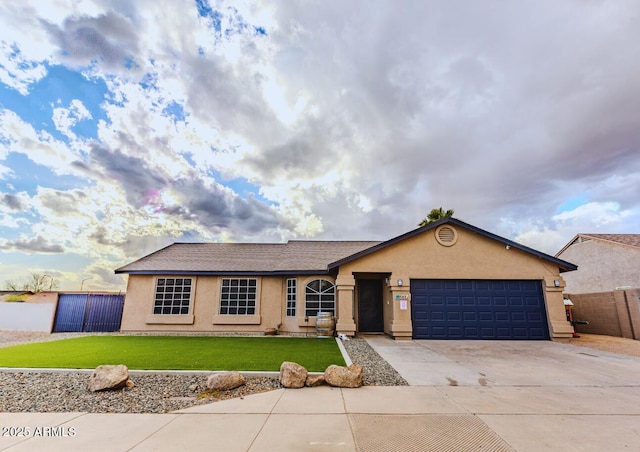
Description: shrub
xmin=5 ymin=294 xmax=27 ymax=302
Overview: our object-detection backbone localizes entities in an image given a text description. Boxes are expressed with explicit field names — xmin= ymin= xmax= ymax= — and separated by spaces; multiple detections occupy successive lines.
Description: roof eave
xmin=115 ymin=269 xmax=331 ymax=276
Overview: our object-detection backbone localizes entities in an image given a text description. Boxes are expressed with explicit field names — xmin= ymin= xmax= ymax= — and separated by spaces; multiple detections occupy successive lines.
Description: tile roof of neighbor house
xmin=114 ymin=240 xmax=382 ymax=275
xmin=556 ymin=233 xmax=640 ymax=256
xmin=116 ymin=218 xmax=578 ymax=275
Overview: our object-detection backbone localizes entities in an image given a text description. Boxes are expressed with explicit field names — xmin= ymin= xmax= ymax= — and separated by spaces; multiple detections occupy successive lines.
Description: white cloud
xmin=513 ymin=201 xmax=637 ymax=255
xmin=52 ymin=99 xmax=92 ymax=140
xmin=0 ymin=41 xmax=48 ymax=95
xmin=0 ymin=109 xmax=86 ymax=176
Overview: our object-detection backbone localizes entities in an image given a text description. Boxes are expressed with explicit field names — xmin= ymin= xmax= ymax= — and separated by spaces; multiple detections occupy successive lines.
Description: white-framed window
xmin=220 ymin=278 xmax=257 ymax=315
xmin=305 ymin=279 xmax=335 ymax=317
xmin=153 ymin=278 xmax=192 ymax=315
xmin=286 ymin=278 xmax=297 ymax=317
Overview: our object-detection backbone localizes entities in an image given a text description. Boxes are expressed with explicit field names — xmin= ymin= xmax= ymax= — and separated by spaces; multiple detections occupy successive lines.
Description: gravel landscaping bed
xmin=0 ymin=334 xmax=407 ymax=413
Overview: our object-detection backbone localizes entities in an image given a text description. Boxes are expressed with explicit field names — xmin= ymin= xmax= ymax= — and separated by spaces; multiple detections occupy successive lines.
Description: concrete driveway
xmin=365 ymin=336 xmax=640 ymax=451
xmin=365 ymin=336 xmax=640 ymax=387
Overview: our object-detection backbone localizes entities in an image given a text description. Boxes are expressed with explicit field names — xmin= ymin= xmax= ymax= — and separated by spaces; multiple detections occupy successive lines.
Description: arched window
xmin=305 ymin=279 xmax=335 ymax=317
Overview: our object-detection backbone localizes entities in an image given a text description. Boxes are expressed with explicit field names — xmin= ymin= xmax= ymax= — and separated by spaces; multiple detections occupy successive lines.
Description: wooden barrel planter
xmin=315 ymin=312 xmax=335 ymax=338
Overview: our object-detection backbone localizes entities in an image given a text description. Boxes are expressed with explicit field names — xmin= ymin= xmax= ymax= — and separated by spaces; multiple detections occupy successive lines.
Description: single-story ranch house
xmin=116 ymin=218 xmax=578 ymax=340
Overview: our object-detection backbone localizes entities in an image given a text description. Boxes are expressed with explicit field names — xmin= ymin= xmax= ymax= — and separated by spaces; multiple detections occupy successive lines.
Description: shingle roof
xmin=117 ymin=217 xmax=578 ymax=275
xmin=579 ymin=234 xmax=640 ymax=248
xmin=556 ymin=233 xmax=640 ymax=257
xmin=115 ymin=240 xmax=381 ymax=275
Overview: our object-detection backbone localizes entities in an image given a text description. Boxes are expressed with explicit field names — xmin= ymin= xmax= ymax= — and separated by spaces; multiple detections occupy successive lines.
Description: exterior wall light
xmin=397 ymin=279 xmax=403 ymax=286
xmin=554 ymin=280 xmax=560 ymax=287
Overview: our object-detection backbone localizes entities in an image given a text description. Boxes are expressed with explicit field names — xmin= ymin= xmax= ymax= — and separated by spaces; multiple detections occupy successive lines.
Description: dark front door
xmin=358 ymin=279 xmax=384 ymax=332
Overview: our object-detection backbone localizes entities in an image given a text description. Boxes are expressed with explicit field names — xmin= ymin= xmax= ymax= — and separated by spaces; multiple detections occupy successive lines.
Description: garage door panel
xmin=431 ymin=311 xmax=445 ymax=321
xmin=509 ymin=297 xmax=524 ymax=307
xmin=459 ymin=281 xmax=474 ymax=291
xmin=511 ymin=312 xmax=526 ymax=322
xmin=476 ymin=281 xmax=490 ymax=291
xmin=527 ymin=312 xmax=543 ymax=322
xmin=431 ymin=296 xmax=445 ymax=306
xmin=479 ymin=312 xmax=493 ymax=321
xmin=446 ymin=296 xmax=460 ymax=306
xmin=493 ymin=297 xmax=507 ymax=306
xmin=480 ymin=327 xmax=496 ymax=338
xmin=461 ymin=296 xmax=475 ymax=306
xmin=411 ymin=279 xmax=549 ymax=340
xmin=478 ymin=297 xmax=491 ymax=306
xmin=525 ymin=297 xmax=540 ymax=306
xmin=464 ymin=327 xmax=478 ymax=337
xmin=495 ymin=312 xmax=509 ymax=322
xmin=447 ymin=312 xmax=461 ymax=321
xmin=447 ymin=327 xmax=463 ymax=338
xmin=463 ymin=312 xmax=476 ymax=321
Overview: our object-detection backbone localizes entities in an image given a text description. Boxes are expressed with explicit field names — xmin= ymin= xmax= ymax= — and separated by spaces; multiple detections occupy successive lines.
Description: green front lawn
xmin=0 ymin=336 xmax=346 ymax=372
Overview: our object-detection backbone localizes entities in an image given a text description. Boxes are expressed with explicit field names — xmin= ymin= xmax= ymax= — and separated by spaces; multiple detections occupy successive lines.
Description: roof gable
xmin=329 ymin=218 xmax=578 ymax=273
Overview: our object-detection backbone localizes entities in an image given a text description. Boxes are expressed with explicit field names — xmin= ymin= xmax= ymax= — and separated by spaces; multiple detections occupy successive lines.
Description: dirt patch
xmin=565 ymin=333 xmax=640 ymax=358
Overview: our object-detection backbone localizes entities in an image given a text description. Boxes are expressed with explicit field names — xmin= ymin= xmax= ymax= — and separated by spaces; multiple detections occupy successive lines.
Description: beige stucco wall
xmin=557 ymin=240 xmax=640 ymax=293
xmin=334 ymin=226 xmax=572 ymax=339
xmin=120 ymin=274 xmax=334 ymax=335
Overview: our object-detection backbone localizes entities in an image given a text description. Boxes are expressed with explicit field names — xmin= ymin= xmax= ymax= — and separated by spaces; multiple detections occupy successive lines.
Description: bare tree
xmin=4 ymin=273 xmax=57 ymax=292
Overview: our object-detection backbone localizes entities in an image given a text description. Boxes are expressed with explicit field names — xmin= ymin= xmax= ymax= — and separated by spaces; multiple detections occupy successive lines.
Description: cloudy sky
xmin=0 ymin=0 xmax=639 ymax=291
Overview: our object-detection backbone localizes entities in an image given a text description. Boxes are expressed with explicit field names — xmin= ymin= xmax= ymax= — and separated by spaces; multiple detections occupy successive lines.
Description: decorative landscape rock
xmin=88 ymin=364 xmax=131 ymax=392
xmin=279 ymin=361 xmax=308 ymax=388
xmin=305 ymin=374 xmax=325 ymax=387
xmin=206 ymin=372 xmax=245 ymax=391
xmin=324 ymin=363 xmax=363 ymax=388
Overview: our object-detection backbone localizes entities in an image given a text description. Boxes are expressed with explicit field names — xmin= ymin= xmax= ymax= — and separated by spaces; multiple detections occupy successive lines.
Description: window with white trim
xmin=220 ymin=278 xmax=257 ymax=315
xmin=305 ymin=279 xmax=335 ymax=317
xmin=286 ymin=278 xmax=297 ymax=317
xmin=153 ymin=278 xmax=192 ymax=314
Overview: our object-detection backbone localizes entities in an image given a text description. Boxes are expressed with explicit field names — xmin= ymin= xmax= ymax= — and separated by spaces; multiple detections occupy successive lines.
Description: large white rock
xmin=279 ymin=361 xmax=308 ymax=388
xmin=206 ymin=372 xmax=245 ymax=391
xmin=88 ymin=364 xmax=131 ymax=392
xmin=324 ymin=364 xmax=363 ymax=388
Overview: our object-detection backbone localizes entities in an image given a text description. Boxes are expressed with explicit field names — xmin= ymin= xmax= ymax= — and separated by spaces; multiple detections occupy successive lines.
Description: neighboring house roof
xmin=116 ymin=218 xmax=577 ymax=275
xmin=556 ymin=233 xmax=640 ymax=256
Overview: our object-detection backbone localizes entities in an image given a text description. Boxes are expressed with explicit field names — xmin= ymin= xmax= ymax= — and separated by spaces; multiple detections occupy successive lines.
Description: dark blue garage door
xmin=411 ymin=279 xmax=549 ymax=340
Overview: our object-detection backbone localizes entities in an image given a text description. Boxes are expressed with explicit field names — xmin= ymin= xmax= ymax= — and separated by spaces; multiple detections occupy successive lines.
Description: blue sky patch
xmin=163 ymin=101 xmax=187 ymax=123
xmin=209 ymin=168 xmax=273 ymax=205
xmin=1 ymin=152 xmax=88 ymax=196
xmin=0 ymin=65 xmax=108 ymax=141
xmin=556 ymin=193 xmax=590 ymax=214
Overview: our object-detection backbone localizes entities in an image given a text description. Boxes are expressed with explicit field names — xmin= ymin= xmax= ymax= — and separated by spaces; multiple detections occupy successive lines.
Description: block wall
xmin=568 ymin=289 xmax=640 ymax=340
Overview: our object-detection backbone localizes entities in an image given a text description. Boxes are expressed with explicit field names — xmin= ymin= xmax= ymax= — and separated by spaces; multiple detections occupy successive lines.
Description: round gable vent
xmin=435 ymin=225 xmax=458 ymax=246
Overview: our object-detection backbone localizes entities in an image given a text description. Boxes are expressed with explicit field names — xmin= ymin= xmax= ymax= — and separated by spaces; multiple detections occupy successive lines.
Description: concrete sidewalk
xmin=3 ymin=384 xmax=640 ymax=451
xmin=2 ymin=337 xmax=640 ymax=451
